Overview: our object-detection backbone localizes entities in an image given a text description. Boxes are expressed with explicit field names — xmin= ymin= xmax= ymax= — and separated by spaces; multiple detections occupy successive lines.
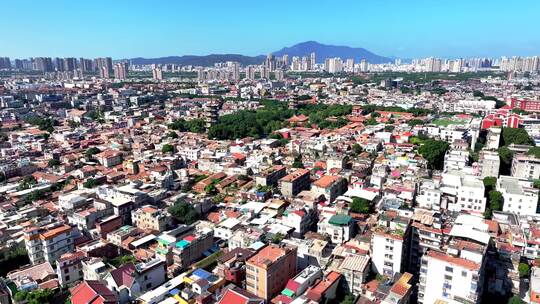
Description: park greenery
xmin=484 ymin=190 xmax=503 ymax=219
xmin=360 ymin=105 xmax=432 ymax=117
xmin=83 ymin=178 xmax=98 ymax=189
xmin=519 ymin=262 xmax=530 ymax=278
xmin=208 ymin=100 xmax=355 ymax=140
xmin=85 ymin=147 xmax=101 ymax=160
xmin=292 ymin=154 xmax=304 ymax=169
xmin=350 ymin=71 xmax=504 ymax=85
xmin=47 ymin=158 xmax=61 ymax=168
xmin=501 ymin=128 xmax=534 ymax=146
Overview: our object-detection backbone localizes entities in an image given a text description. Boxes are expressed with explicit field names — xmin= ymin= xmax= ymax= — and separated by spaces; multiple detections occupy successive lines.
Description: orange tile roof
xmin=280 ymin=169 xmax=309 ymax=182
xmin=313 ymin=175 xmax=340 ymax=189
xmin=247 ymin=245 xmax=291 ymax=268
xmin=40 ymin=225 xmax=72 ymax=240
xmin=427 ymin=250 xmax=480 ymax=271
xmin=390 ymin=272 xmax=412 ymax=296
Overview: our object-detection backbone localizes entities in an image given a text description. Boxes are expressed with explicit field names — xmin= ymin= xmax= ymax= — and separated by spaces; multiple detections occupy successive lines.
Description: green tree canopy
xmin=168 ymin=200 xmax=199 ymax=225
xmin=498 ymin=146 xmax=514 ymax=175
xmin=418 ymin=139 xmax=450 ymax=170
xmin=15 ymin=288 xmax=54 ymax=304
xmin=109 ymin=255 xmax=137 ymax=267
xmin=508 ymin=295 xmax=523 ymax=304
xmin=407 ymin=119 xmax=424 ymax=127
xmin=168 ymin=118 xmax=206 ymax=133
xmin=18 ymin=175 xmax=37 ymax=191
xmin=350 ymin=197 xmax=371 ymax=214
xmin=168 ymin=131 xmax=179 ymax=139
xmin=162 ymin=144 xmax=175 ymax=154
xmin=85 ymin=147 xmax=101 ymax=159
xmin=352 ymin=143 xmax=363 ymax=155
xmin=519 ymin=262 xmax=530 ymax=277
xmin=292 ymin=154 xmax=304 ymax=169
xmin=483 ymin=177 xmax=497 ymax=193
xmin=501 ymin=128 xmax=534 ymax=146
xmin=488 ymin=190 xmax=504 ymax=211
xmin=48 ymin=158 xmax=61 ymax=168
xmin=527 ymin=147 xmax=540 ymax=159
xmin=83 ymin=178 xmax=98 ymax=189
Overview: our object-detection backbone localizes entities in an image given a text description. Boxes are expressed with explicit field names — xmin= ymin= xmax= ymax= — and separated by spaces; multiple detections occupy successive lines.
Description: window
xmin=462 ymin=270 xmax=467 ymax=277
xmin=445 ymin=266 xmax=453 ymax=273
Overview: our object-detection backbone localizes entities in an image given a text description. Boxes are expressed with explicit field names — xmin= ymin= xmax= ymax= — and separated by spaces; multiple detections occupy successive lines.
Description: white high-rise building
xmin=345 ymin=59 xmax=354 ymax=72
xmin=291 ymin=56 xmax=301 ymax=71
xmin=327 ymin=57 xmax=343 ymax=73
xmin=371 ymin=228 xmax=405 ymax=277
xmin=152 ymin=67 xmax=163 ymax=80
xmin=418 ymin=215 xmax=489 ymax=304
xmin=426 ymin=57 xmax=442 ymax=72
xmin=245 ymin=65 xmax=256 ymax=80
xmin=360 ymin=59 xmax=368 ymax=72
xmin=230 ymin=62 xmax=240 ymax=81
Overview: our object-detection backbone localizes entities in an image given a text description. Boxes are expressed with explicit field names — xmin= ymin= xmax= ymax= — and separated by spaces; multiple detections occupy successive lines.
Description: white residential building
xmin=479 ymin=150 xmax=500 ymax=178
xmin=418 ymin=250 xmax=483 ymax=304
xmin=444 ymin=150 xmax=469 ymax=172
xmin=340 ymin=255 xmax=370 ymax=295
xmin=442 ymin=171 xmax=487 ymax=214
xmin=24 ymin=224 xmax=76 ymax=265
xmin=416 ymin=180 xmax=442 ymax=211
xmin=511 ymin=154 xmax=540 ymax=180
xmin=214 ymin=218 xmax=241 ymax=240
xmin=371 ymin=228 xmax=405 ymax=277
xmin=418 ymin=215 xmax=489 ymax=304
xmin=497 ymin=176 xmax=539 ymax=216
xmin=317 ymin=214 xmax=353 ymax=244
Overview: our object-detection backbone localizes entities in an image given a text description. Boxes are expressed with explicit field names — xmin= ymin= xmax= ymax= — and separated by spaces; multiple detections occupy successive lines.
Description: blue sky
xmin=2 ymin=0 xmax=539 ymax=59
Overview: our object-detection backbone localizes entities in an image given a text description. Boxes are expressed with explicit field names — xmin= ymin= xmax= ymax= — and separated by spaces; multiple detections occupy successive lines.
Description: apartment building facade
xmin=246 ymin=244 xmax=297 ymax=300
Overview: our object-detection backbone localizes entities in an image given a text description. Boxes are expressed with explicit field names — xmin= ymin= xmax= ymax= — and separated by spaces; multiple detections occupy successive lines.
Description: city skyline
xmin=2 ymin=0 xmax=540 ymax=59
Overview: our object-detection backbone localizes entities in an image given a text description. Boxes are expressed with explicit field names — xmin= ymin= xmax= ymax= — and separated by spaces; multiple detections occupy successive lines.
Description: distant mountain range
xmin=127 ymin=41 xmax=392 ymax=66
xmin=272 ymin=41 xmax=391 ymax=64
xmin=129 ymin=54 xmax=265 ymax=67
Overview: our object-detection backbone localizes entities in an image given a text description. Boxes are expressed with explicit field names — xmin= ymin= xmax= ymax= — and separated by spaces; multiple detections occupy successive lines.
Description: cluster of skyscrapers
xmin=499 ymin=56 xmax=540 ymax=72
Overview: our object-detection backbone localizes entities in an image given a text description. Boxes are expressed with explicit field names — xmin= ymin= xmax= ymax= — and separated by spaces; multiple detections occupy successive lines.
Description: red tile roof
xmin=218 ymin=286 xmax=264 ymax=304
xmin=71 ymin=280 xmax=118 ymax=304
